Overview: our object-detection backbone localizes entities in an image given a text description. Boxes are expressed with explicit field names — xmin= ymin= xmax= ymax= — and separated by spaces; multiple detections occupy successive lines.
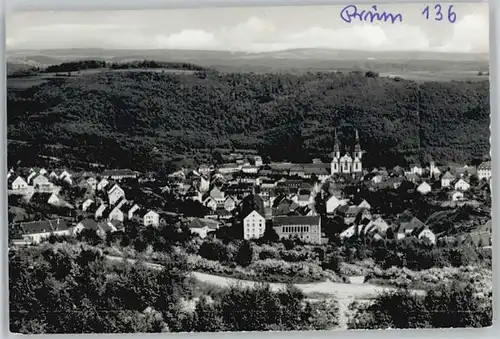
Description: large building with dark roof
xmin=273 ymin=215 xmax=322 ymax=244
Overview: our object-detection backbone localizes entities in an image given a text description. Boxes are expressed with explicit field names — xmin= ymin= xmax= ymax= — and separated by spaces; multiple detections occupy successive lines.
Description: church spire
xmin=333 ymin=128 xmax=340 ymax=159
xmin=354 ymin=129 xmax=362 ymax=158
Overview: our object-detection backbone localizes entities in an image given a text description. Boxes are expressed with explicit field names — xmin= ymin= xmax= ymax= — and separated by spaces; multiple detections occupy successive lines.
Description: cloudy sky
xmin=6 ymin=3 xmax=489 ymax=53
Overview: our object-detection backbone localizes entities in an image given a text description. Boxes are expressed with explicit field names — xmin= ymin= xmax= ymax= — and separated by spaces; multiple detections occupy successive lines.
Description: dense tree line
xmin=343 ymin=237 xmax=491 ymax=271
xmin=9 ymin=243 xmax=338 ymax=333
xmin=108 ymin=60 xmax=206 ymax=71
xmin=348 ymin=281 xmax=492 ymax=329
xmin=7 ymin=66 xmax=489 ymax=171
xmin=44 ymin=60 xmax=107 ymax=73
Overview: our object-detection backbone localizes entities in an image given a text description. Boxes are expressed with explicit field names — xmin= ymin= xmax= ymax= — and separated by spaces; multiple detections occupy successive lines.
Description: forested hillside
xmin=7 ymin=66 xmax=490 ymax=172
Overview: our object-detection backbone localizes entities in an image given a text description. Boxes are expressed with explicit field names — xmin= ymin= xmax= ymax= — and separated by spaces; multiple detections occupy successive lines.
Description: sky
xmin=6 ymin=3 xmax=489 ymax=53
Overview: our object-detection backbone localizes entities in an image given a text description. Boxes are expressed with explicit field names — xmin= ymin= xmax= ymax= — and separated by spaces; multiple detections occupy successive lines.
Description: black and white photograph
xmin=6 ymin=2 xmax=492 ymax=334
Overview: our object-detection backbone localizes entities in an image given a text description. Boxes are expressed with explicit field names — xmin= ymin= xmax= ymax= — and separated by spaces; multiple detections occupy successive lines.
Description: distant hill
xmin=7 ymin=64 xmax=490 ymax=172
xmin=6 ymin=48 xmax=489 ymax=76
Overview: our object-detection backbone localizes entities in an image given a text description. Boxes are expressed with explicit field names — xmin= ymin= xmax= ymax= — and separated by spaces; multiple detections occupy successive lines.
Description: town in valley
xmin=6 ymin=3 xmax=493 ymax=333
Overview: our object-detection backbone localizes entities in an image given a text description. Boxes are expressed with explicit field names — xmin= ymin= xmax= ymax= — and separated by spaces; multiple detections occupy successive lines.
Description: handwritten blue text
xmin=340 ymin=5 xmax=403 ymax=24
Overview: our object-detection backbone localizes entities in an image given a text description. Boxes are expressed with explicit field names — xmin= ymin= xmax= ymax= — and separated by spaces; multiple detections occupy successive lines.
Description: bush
xmin=234 ymin=241 xmax=253 ymax=267
xmin=198 ymin=240 xmax=230 ymax=263
xmin=348 ymin=278 xmax=492 ymax=329
xmin=192 ymin=283 xmax=338 ymax=331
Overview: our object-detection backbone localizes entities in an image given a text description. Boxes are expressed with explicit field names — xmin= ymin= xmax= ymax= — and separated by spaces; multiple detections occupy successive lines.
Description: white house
xmin=11 ymin=176 xmax=28 ymax=192
xmin=209 ymin=186 xmax=225 ymax=205
xmin=18 ymin=219 xmax=71 ymax=245
xmin=243 ymin=210 xmax=266 ymax=240
xmin=143 ymin=210 xmax=160 ymax=227
xmin=478 ymin=161 xmax=492 ymax=182
xmin=109 ymin=206 xmax=125 ymax=222
xmin=107 ymin=184 xmax=125 ymax=205
xmin=73 ymin=219 xmax=121 ymax=237
xmin=187 ymin=218 xmax=220 ymax=238
xmin=441 ymin=171 xmax=454 ymax=188
xmin=224 ymin=196 xmax=237 ymax=212
xmin=49 ymin=171 xmax=58 ymax=179
xmin=429 ymin=161 xmax=441 ymax=178
xmin=82 ymin=198 xmax=94 ymax=211
xmin=242 ymin=165 xmax=259 ymax=174
xmin=204 ymin=197 xmax=218 ymax=211
xmin=27 ymin=171 xmax=37 ymax=184
xmin=95 ymin=204 xmax=107 ymax=219
xmin=326 ymin=195 xmax=341 ymax=214
xmin=454 ymin=178 xmax=470 ymax=191
xmin=450 ymin=191 xmax=465 ymax=202
xmin=292 ymin=193 xmax=313 ymax=207
xmin=358 ymin=199 xmax=371 ymax=209
xmin=32 ymin=175 xmax=54 ymax=193
xmin=417 ymin=181 xmax=432 ymax=195
xmin=127 ymin=204 xmax=140 ymax=219
xmin=39 ymin=168 xmax=48 ymax=176
xmin=418 ymin=228 xmax=436 ymax=245
xmin=340 ymin=225 xmax=359 ymax=240
xmin=59 ymin=170 xmax=71 ymax=180
xmin=411 ymin=165 xmax=423 ymax=176
xmin=254 ymin=156 xmax=263 ymax=167
xmin=62 ymin=175 xmax=73 ymax=185
xmin=97 ymin=178 xmax=109 ymax=191
xmin=199 ymin=176 xmax=210 ymax=193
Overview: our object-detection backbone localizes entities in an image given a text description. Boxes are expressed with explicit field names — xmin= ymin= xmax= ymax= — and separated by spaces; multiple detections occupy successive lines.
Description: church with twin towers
xmin=331 ymin=129 xmax=363 ymax=175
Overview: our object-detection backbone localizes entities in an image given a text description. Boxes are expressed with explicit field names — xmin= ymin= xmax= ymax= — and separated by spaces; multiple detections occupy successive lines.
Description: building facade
xmin=273 ymin=215 xmax=321 ymax=244
xmin=243 ymin=210 xmax=266 ymax=240
xmin=331 ymin=129 xmax=363 ymax=175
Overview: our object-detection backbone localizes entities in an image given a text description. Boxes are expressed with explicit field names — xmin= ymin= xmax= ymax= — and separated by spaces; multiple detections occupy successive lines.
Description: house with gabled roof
xmin=404 ymin=172 xmax=419 ymax=183
xmin=243 ymin=210 xmax=266 ymax=240
xmin=410 ymin=164 xmax=423 ymax=176
xmin=120 ymin=201 xmax=140 ymax=220
xmin=107 ymin=184 xmax=125 ymax=205
xmin=209 ymin=186 xmax=225 ymax=204
xmin=17 ymin=219 xmax=72 ymax=245
xmin=417 ymin=181 xmax=432 ymax=195
xmin=101 ymin=169 xmax=137 ymax=180
xmin=203 ymin=196 xmax=218 ymax=211
xmin=97 ymin=178 xmax=109 ymax=191
xmin=95 ymin=204 xmax=108 ymax=219
xmin=396 ymin=217 xmax=426 ymax=240
xmin=478 ymin=161 xmax=492 ymax=182
xmin=449 ymin=190 xmax=465 ymax=202
xmin=291 ymin=193 xmax=313 ymax=207
xmin=109 ymin=205 xmax=125 ymax=222
xmin=337 ymin=205 xmax=371 ymax=225
xmin=454 ymin=178 xmax=470 ymax=192
xmin=140 ymin=210 xmax=160 ymax=227
xmin=81 ymin=198 xmax=94 ymax=212
xmin=358 ymin=199 xmax=371 ymax=209
xmin=224 ymin=196 xmax=237 ymax=212
xmin=326 ymin=194 xmax=342 ymax=214
xmin=10 ymin=176 xmax=28 ymax=192
xmin=187 ymin=218 xmax=220 ymax=238
xmin=441 ymin=171 xmax=454 ymax=188
xmin=415 ymin=227 xmax=436 ymax=245
xmin=27 ymin=171 xmax=38 ymax=184
xmin=29 ymin=192 xmax=63 ymax=207
xmin=32 ymin=174 xmax=54 ymax=193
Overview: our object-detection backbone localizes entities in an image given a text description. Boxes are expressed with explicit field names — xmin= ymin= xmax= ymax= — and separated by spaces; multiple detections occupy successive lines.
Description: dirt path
xmin=106 ymin=255 xmax=424 ymax=330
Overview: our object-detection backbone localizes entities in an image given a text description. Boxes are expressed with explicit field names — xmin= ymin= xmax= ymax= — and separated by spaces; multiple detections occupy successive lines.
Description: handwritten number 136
xmin=422 ymin=4 xmax=456 ymax=23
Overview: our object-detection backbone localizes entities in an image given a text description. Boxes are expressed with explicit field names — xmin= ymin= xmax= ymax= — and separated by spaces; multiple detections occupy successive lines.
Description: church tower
xmin=331 ymin=129 xmax=340 ymax=174
xmin=354 ymin=129 xmax=362 ymax=160
xmin=352 ymin=129 xmax=363 ymax=173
